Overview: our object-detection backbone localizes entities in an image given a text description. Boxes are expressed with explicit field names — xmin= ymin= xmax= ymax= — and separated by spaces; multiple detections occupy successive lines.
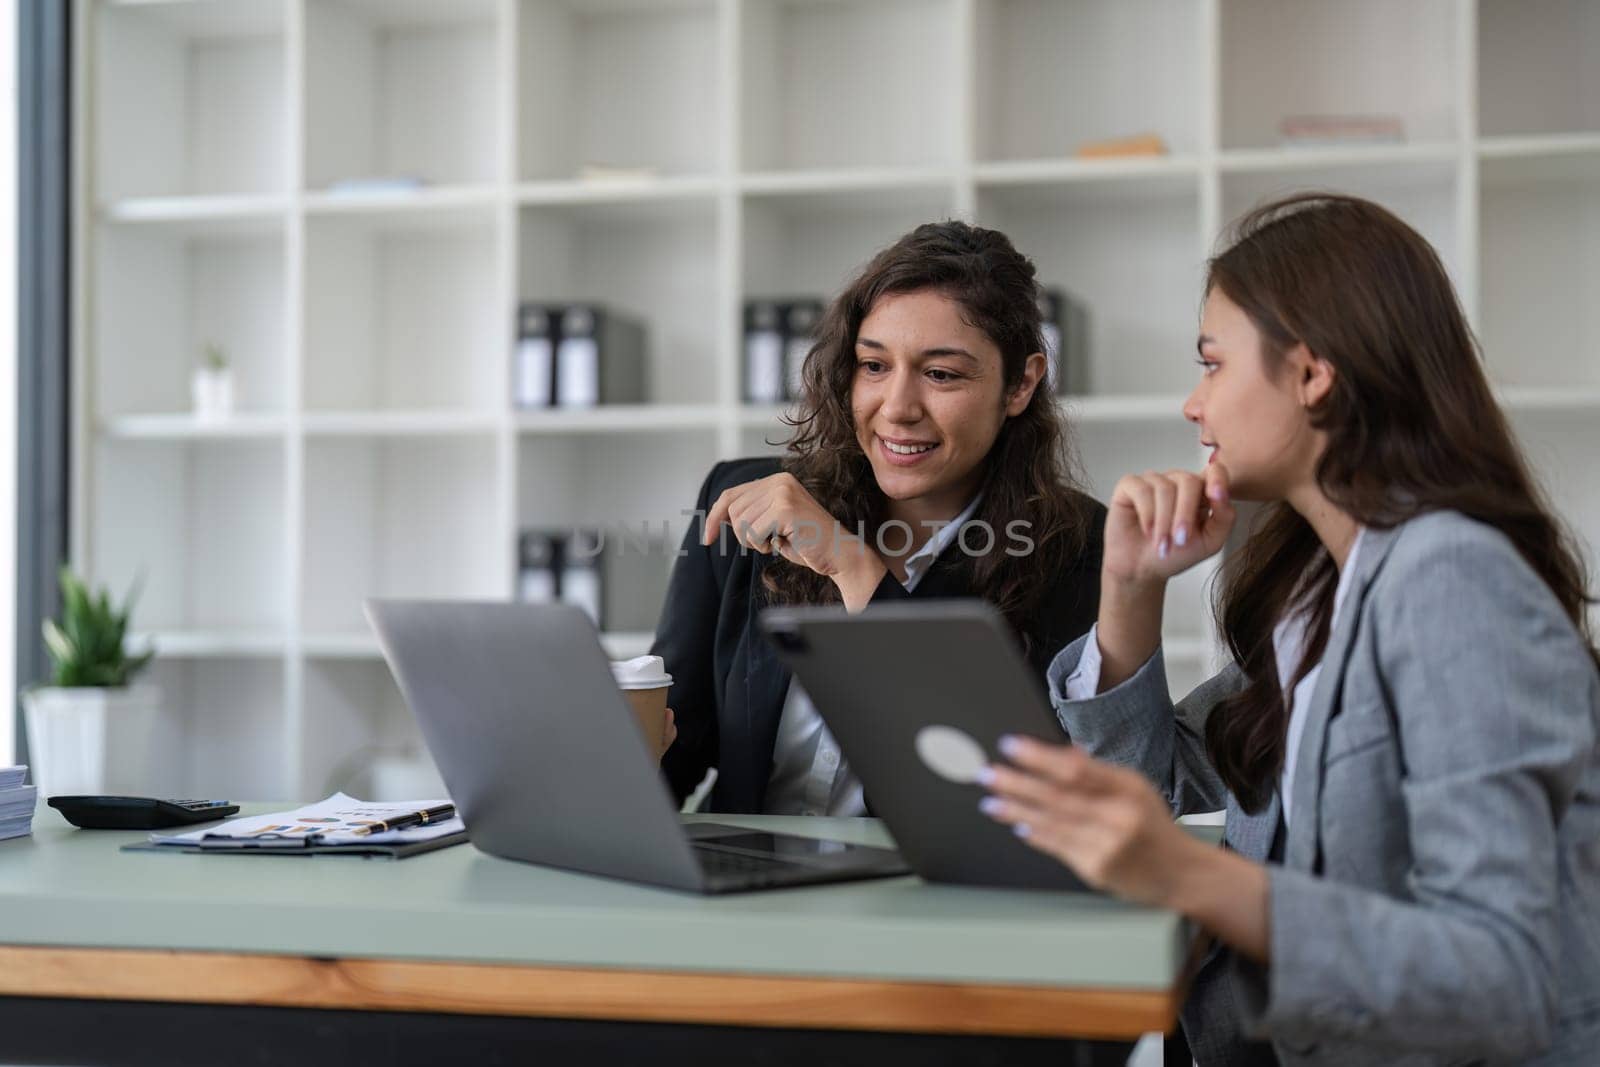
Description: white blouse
xmin=1064 ymin=528 xmax=1366 ymax=825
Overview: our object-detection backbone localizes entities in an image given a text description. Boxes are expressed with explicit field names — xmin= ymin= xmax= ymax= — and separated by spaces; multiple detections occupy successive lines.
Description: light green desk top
xmin=0 ymin=802 xmax=1193 ymax=991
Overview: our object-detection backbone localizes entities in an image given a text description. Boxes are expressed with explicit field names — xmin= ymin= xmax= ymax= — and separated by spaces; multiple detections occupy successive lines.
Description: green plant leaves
xmin=41 ymin=567 xmax=153 ymax=689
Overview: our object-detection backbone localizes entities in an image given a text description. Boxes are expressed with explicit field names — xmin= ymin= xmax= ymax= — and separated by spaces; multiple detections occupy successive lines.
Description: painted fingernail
xmin=978 ymin=796 xmax=1003 ymax=816
xmin=976 ymin=766 xmax=996 ymax=787
xmin=998 ymin=735 xmax=1023 ymax=758
xmin=1013 ymin=823 xmax=1032 ymax=839
xmin=1158 ymin=537 xmax=1170 ymax=560
xmin=1208 ymin=484 xmax=1226 ymax=502
xmin=1174 ymin=524 xmax=1188 ymax=548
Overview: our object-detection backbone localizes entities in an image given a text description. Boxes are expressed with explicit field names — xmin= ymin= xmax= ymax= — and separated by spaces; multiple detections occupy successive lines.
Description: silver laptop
xmin=760 ymin=601 xmax=1091 ymax=892
xmin=364 ymin=600 xmax=908 ymax=894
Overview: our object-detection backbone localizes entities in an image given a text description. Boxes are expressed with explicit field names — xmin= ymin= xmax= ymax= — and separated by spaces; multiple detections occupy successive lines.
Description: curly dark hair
xmin=760 ymin=220 xmax=1097 ymax=658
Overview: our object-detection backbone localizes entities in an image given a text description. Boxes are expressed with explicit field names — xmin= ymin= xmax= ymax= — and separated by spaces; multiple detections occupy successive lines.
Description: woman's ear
xmin=1005 ymin=352 xmax=1049 ymax=417
xmin=1294 ymin=344 xmax=1336 ymax=409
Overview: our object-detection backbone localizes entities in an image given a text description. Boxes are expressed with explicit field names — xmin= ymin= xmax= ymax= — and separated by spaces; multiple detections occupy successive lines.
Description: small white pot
xmin=191 ymin=367 xmax=234 ymax=421
xmin=21 ymin=686 xmax=161 ymax=798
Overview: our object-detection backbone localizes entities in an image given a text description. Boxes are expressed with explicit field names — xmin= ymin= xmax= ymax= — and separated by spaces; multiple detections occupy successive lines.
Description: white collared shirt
xmin=1063 ymin=528 xmax=1366 ymax=826
xmin=764 ymin=495 xmax=986 ymax=817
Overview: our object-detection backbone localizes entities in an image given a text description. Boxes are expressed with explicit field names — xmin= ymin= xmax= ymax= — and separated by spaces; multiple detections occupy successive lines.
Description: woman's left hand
xmin=979 ymin=735 xmax=1196 ymax=908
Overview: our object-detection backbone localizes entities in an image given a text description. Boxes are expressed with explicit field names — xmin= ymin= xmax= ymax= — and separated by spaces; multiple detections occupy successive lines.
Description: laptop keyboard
xmin=694 ymin=845 xmax=808 ymax=886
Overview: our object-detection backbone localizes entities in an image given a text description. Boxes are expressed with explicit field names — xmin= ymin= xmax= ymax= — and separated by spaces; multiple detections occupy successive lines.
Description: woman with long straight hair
xmin=980 ymin=194 xmax=1600 ymax=1064
xmin=653 ymin=220 xmax=1105 ymax=815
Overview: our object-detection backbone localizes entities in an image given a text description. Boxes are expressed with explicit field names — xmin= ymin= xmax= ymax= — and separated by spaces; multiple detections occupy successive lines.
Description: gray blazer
xmin=1048 ymin=511 xmax=1600 ymax=1066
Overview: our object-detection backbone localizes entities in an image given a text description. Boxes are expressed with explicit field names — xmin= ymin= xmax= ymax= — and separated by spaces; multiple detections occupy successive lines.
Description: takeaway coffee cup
xmin=610 ymin=655 xmax=673 ymax=755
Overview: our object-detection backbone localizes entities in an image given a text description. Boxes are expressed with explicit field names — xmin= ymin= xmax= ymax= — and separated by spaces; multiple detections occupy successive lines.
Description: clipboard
xmin=122 ymin=829 xmax=468 ymax=860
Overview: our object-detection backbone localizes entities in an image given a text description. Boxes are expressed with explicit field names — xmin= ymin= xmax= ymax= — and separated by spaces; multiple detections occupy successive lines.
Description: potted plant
xmin=21 ymin=568 xmax=159 ymax=798
xmin=192 ymin=341 xmax=233 ymax=421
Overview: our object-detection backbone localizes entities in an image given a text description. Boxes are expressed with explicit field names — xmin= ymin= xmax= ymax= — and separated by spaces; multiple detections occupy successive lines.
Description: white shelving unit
xmin=75 ymin=0 xmax=1600 ymax=800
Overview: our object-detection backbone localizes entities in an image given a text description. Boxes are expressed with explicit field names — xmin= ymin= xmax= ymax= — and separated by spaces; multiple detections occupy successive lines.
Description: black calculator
xmin=48 ymin=796 xmax=240 ymax=830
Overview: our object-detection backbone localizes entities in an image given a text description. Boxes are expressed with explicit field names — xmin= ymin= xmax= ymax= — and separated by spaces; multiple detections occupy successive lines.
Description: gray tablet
xmin=760 ymin=600 xmax=1090 ymax=892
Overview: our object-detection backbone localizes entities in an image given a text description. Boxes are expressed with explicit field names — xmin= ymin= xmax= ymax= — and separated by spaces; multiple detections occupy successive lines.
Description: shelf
xmin=742 ymin=182 xmax=957 ymax=304
xmin=100 ymin=194 xmax=288 ymax=226
xmin=95 ymin=0 xmax=288 ymax=200
xmin=142 ymin=657 xmax=290 ymax=801
xmin=1479 ymin=152 xmax=1600 ymax=390
xmin=515 ymin=405 xmax=722 ymax=434
xmin=301 ymin=411 xmax=502 ymax=437
xmin=737 ymin=404 xmax=797 ymax=429
xmin=518 ymin=431 xmax=718 ymax=632
xmin=739 ymin=168 xmax=957 ymax=197
xmin=303 ymin=0 xmax=502 ymax=189
xmin=127 ymin=629 xmax=287 ymax=659
xmin=301 ymin=185 xmax=502 ymax=219
xmin=739 ymin=0 xmax=958 ymax=172
xmin=302 ymin=436 xmax=504 ymax=634
xmin=978 ymin=179 xmax=1202 ymax=396
xmin=74 ymin=0 xmax=1600 ymax=798
xmin=1479 ymin=133 xmax=1600 ymax=163
xmin=1219 ymin=0 xmax=1458 ymax=151
xmin=94 ymin=216 xmax=287 ymax=419
xmin=518 ymin=199 xmax=720 ymax=405
xmin=518 ymin=0 xmax=721 ymax=182
xmin=92 ymin=438 xmax=288 ymax=633
xmin=99 ymin=413 xmax=288 ymax=440
xmin=1221 ymin=157 xmax=1463 ymax=290
xmin=1218 ymin=142 xmax=1460 ymax=174
xmin=1478 ymin=0 xmax=1600 ymax=139
xmin=303 ymin=210 xmax=503 ymax=413
xmin=515 ymin=175 xmax=721 ymax=207
xmin=975 ymin=157 xmax=1201 ymax=186
xmin=974 ymin=0 xmax=1202 ymax=162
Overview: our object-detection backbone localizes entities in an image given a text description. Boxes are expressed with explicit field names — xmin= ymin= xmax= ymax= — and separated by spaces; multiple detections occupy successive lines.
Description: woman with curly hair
xmin=650 ymin=220 xmax=1106 ymax=815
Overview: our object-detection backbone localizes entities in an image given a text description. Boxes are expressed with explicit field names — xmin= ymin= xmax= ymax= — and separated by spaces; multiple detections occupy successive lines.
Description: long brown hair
xmin=1205 ymin=193 xmax=1598 ymax=812
xmin=762 ymin=220 xmax=1095 ymax=656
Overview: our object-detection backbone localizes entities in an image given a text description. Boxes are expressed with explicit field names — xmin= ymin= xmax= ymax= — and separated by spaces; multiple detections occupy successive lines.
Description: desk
xmin=0 ymin=803 xmax=1196 ymax=1066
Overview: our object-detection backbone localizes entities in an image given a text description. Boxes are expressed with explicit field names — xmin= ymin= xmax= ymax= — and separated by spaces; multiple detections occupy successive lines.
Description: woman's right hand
xmin=1103 ymin=462 xmax=1236 ymax=587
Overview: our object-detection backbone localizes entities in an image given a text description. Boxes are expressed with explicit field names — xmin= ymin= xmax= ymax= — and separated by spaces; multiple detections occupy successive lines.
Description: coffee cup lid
xmin=610 ymin=654 xmax=673 ymax=690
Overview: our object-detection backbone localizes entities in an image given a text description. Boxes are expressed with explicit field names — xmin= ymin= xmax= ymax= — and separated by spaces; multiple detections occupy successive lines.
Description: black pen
xmin=352 ymin=803 xmax=457 ymax=836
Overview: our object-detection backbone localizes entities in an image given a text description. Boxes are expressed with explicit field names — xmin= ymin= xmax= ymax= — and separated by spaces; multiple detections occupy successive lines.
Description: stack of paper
xmin=0 ymin=766 xmax=36 ymax=841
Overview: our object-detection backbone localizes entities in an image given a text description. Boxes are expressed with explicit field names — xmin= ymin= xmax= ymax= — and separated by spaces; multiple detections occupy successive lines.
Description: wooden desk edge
xmin=0 ymin=944 xmax=1182 ymax=1040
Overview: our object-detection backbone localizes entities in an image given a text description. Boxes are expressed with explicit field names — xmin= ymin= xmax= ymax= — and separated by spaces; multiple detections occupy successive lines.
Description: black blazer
xmin=651 ymin=457 xmax=1106 ymax=813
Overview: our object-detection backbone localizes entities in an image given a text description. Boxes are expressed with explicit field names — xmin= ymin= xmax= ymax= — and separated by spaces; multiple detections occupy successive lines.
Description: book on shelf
xmin=514 ymin=303 xmax=648 ymax=410
xmin=1074 ymin=132 xmax=1168 ymax=159
xmin=743 ymin=301 xmax=785 ymax=405
xmin=783 ymin=300 xmax=825 ymax=401
xmin=742 ymin=298 xmax=825 ymax=405
xmin=513 ymin=305 xmax=556 ymax=409
xmin=518 ymin=528 xmax=673 ymax=634
xmin=1038 ymin=287 xmax=1089 ymax=395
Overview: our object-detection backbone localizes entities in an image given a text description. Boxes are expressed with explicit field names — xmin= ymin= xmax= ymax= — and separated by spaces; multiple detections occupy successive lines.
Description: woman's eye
xmin=857 ymin=360 xmax=885 ymax=374
xmin=1195 ymin=358 xmax=1219 ymax=376
xmin=926 ymin=368 xmax=958 ymax=383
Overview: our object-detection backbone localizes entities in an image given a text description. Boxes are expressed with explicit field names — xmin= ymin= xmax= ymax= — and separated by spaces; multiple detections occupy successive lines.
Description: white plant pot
xmin=21 ymin=686 xmax=162 ymax=799
xmin=191 ymin=367 xmax=234 ymax=422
